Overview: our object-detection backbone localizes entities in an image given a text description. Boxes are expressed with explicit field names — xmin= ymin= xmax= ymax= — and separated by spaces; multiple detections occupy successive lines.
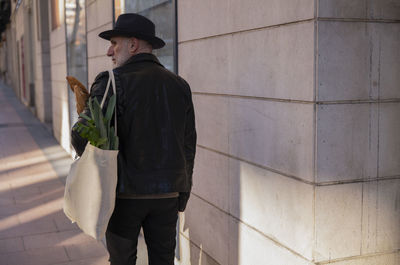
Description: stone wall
xmin=177 ymin=0 xmax=316 ymax=264
xmin=86 ymin=0 xmax=114 ymax=89
xmin=314 ymin=1 xmax=400 ymax=264
xmin=177 ymin=0 xmax=400 ymax=264
xmin=49 ymin=1 xmax=70 ymax=152
xmin=33 ymin=0 xmax=52 ymax=124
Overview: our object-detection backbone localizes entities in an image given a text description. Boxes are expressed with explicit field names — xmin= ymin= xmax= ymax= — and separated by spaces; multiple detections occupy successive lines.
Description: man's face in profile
xmin=107 ymin=36 xmax=132 ymax=67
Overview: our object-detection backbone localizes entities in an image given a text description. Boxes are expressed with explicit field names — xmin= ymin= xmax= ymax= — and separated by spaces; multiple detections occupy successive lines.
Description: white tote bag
xmin=63 ymin=70 xmax=118 ymax=240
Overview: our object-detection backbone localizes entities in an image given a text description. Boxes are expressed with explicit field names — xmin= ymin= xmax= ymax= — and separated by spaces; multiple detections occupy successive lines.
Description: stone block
xmin=318 ymin=22 xmax=400 ymax=101
xmin=316 ymin=104 xmax=378 ymax=183
xmin=228 ymin=217 xmax=312 ymax=265
xmin=229 ymin=158 xmax=314 ymax=259
xmin=379 ymin=24 xmax=400 ymax=99
xmin=319 ymin=0 xmax=400 ymax=20
xmin=181 ymin=195 xmax=229 ymax=265
xmin=315 ymin=183 xmax=363 ymax=261
xmin=86 ymin=0 xmax=113 ymax=32
xmin=50 ymin=43 xmax=67 ymax=65
xmin=318 ymin=0 xmax=368 ymax=18
xmin=194 ymin=95 xmax=314 ymax=181
xmin=318 ymin=21 xmax=371 ymax=101
xmin=86 ymin=2 xmax=97 ymax=32
xmin=87 ymin=23 xmax=112 ymax=58
xmin=179 ymin=21 xmax=314 ymax=101
xmin=176 ymin=234 xmax=220 ymax=265
xmin=379 ymin=103 xmax=400 ymax=177
xmin=320 ymin=252 xmax=400 ymax=265
xmin=50 ymin=63 xmax=68 ymax=83
xmin=370 ymin=0 xmax=400 ymax=20
xmin=88 ymin=56 xmax=112 ymax=86
xmin=229 ymin=98 xmax=314 ymax=182
xmin=376 ymin=179 xmax=400 ymax=252
xmin=361 ymin=179 xmax=400 ymax=255
xmin=35 ymin=65 xmax=43 ymax=82
xmin=362 ymin=181 xmax=379 ymax=254
xmin=178 ymin=0 xmax=314 ymax=42
xmin=192 ymin=147 xmax=230 ymax=212
xmin=50 ymin=26 xmax=66 ymax=49
xmin=193 ymin=94 xmax=230 ymax=154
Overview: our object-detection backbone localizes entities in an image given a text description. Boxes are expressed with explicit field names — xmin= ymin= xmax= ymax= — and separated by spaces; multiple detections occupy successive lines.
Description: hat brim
xmin=98 ymin=29 xmax=165 ymax=49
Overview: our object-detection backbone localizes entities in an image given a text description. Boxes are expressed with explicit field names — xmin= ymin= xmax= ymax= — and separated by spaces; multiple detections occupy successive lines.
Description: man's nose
xmin=107 ymin=46 xmax=113 ymax=56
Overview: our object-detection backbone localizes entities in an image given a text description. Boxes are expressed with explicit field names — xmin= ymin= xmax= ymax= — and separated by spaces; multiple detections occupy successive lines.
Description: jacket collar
xmin=122 ymin=53 xmax=164 ymax=68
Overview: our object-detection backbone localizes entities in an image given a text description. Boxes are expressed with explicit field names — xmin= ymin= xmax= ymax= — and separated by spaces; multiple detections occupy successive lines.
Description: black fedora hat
xmin=99 ymin=13 xmax=165 ymax=49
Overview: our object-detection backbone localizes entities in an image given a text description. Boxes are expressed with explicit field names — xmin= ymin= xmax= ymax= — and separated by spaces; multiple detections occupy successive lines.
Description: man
xmin=71 ymin=13 xmax=196 ymax=265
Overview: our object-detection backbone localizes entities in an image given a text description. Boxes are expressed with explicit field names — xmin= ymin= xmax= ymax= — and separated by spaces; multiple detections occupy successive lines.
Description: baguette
xmin=66 ymin=76 xmax=89 ymax=114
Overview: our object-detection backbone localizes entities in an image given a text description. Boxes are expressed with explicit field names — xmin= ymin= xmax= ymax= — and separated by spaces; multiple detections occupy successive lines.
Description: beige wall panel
xmin=50 ymin=27 xmax=66 ymax=49
xmin=228 ymin=98 xmax=314 ymax=182
xmin=362 ymin=181 xmax=379 ymax=254
xmin=369 ymin=0 xmax=400 ymax=20
xmin=378 ymin=24 xmax=400 ymax=99
xmin=362 ymin=180 xmax=400 ymax=255
xmin=35 ymin=62 xmax=43 ymax=81
xmin=376 ymin=179 xmax=400 ymax=252
xmin=87 ymin=56 xmax=112 ymax=88
xmin=192 ymin=147 xmax=230 ymax=212
xmin=318 ymin=22 xmax=400 ymax=101
xmin=176 ymin=234 xmax=219 ymax=265
xmin=318 ymin=0 xmax=367 ymax=18
xmin=315 ymin=183 xmax=362 ymax=261
xmin=324 ymin=252 xmax=400 ymax=265
xmin=229 ymin=158 xmax=314 ymax=259
xmin=34 ymin=79 xmax=44 ymax=122
xmin=378 ymin=103 xmax=400 ymax=177
xmin=319 ymin=0 xmax=400 ymax=20
xmin=87 ymin=23 xmax=112 ymax=58
xmin=316 ymin=104 xmax=378 ymax=183
xmin=50 ymin=44 xmax=67 ymax=65
xmin=50 ymin=63 xmax=68 ymax=83
xmin=86 ymin=0 xmax=113 ymax=32
xmin=179 ymin=21 xmax=314 ymax=101
xmin=193 ymin=95 xmax=229 ymax=154
xmin=318 ymin=22 xmax=370 ymax=101
xmin=229 ymin=218 xmax=312 ymax=265
xmin=178 ymin=0 xmax=314 ymax=42
xmin=181 ymin=196 xmax=229 ymax=265
xmin=193 ymin=95 xmax=314 ymax=182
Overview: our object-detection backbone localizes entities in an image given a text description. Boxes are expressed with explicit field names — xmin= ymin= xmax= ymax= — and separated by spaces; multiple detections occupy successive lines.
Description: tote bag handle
xmin=99 ymin=70 xmax=117 ymax=136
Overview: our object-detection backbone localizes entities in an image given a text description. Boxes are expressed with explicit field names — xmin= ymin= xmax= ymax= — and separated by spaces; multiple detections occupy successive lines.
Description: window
xmin=114 ymin=0 xmax=177 ymax=72
xmin=65 ymin=0 xmax=88 ymax=125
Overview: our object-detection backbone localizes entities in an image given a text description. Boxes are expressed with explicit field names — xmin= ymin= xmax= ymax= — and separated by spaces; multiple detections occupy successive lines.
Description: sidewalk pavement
xmin=0 ymin=81 xmax=111 ymax=265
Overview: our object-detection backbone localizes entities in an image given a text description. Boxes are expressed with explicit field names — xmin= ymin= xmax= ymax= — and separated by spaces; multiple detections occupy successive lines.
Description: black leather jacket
xmin=71 ymin=53 xmax=196 ymax=210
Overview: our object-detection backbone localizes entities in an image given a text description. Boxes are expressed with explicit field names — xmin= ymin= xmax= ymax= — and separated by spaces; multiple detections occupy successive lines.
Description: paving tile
xmin=23 ymin=230 xmax=92 ymax=250
xmin=0 ymin=246 xmax=69 ymax=265
xmin=53 ymin=210 xmax=80 ymax=231
xmin=65 ymin=241 xmax=108 ymax=261
xmin=0 ymin=237 xmax=24 ymax=254
xmin=55 ymin=256 xmax=109 ymax=265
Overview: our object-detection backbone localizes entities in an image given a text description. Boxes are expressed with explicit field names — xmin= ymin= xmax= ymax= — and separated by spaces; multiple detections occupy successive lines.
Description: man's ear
xmin=128 ymin=38 xmax=138 ymax=54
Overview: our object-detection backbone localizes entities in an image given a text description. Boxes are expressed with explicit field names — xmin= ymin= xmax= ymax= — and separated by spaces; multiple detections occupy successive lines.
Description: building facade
xmin=0 ymin=0 xmax=399 ymax=264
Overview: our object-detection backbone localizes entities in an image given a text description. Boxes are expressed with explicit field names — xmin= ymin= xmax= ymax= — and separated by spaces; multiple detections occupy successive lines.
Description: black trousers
xmin=106 ymin=197 xmax=179 ymax=265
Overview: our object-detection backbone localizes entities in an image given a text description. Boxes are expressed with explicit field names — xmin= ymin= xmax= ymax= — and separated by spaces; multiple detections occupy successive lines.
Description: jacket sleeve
xmin=179 ymin=83 xmax=197 ymax=212
xmin=70 ymin=71 xmax=110 ymax=156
